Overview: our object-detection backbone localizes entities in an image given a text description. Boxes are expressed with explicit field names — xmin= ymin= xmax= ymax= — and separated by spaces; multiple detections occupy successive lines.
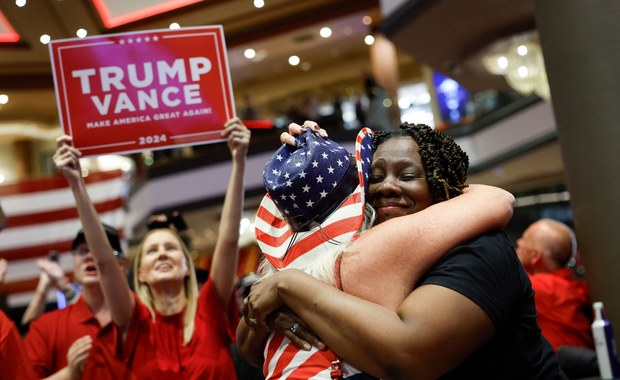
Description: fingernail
xmin=303 ymin=343 xmax=311 ymax=351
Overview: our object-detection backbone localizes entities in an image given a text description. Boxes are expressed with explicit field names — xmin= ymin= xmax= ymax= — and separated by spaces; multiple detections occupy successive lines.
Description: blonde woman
xmin=53 ymin=117 xmax=250 ymax=379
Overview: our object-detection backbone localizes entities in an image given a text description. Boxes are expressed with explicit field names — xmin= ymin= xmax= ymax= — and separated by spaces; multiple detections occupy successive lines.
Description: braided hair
xmin=372 ymin=122 xmax=469 ymax=203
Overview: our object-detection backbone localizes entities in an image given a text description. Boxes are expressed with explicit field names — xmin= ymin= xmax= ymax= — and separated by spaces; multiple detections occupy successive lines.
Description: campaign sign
xmin=49 ymin=26 xmax=235 ymax=156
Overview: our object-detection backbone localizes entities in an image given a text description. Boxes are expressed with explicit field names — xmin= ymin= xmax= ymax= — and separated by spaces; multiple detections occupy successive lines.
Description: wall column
xmin=534 ymin=0 xmax=620 ymax=339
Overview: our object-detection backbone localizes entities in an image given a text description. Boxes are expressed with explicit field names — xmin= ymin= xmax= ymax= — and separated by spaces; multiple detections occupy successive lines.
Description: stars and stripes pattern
xmin=0 ymin=170 xmax=126 ymax=307
xmin=255 ymin=127 xmax=374 ymax=270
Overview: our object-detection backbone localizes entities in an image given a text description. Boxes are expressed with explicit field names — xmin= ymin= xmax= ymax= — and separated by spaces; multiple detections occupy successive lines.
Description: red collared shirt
xmin=24 ymin=296 xmax=116 ymax=377
xmin=1 ymin=310 xmax=36 ymax=380
xmin=530 ymin=267 xmax=594 ymax=350
xmin=82 ymin=278 xmax=239 ymax=379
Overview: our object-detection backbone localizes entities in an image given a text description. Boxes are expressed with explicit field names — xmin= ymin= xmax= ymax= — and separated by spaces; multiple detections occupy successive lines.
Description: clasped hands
xmin=242 ymin=270 xmax=325 ymax=351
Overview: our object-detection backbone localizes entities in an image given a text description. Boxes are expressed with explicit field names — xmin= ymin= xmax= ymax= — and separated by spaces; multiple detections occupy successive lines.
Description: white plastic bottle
xmin=592 ymin=302 xmax=620 ymax=379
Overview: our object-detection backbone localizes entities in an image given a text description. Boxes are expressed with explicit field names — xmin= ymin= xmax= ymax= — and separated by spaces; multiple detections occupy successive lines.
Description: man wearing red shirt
xmin=24 ymin=225 xmax=126 ymax=379
xmin=516 ymin=218 xmax=594 ymax=350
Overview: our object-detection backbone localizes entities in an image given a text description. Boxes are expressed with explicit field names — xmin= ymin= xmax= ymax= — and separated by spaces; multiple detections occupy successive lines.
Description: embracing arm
xmin=247 ymin=269 xmax=494 ymax=380
xmin=209 ymin=118 xmax=250 ymax=309
xmin=53 ymin=136 xmax=134 ymax=331
xmin=236 ymin=318 xmax=270 ymax=368
xmin=341 ymin=184 xmax=514 ymax=309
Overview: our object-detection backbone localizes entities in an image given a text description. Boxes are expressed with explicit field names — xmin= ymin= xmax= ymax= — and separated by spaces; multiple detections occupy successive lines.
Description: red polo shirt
xmin=1 ymin=310 xmax=36 ymax=380
xmin=530 ymin=268 xmax=594 ymax=350
xmin=24 ymin=296 xmax=116 ymax=377
xmin=82 ymin=278 xmax=239 ymax=379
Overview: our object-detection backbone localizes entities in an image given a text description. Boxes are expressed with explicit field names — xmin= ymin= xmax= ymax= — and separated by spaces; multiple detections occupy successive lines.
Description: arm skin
xmin=21 ymin=270 xmax=51 ymax=326
xmin=340 ymin=183 xmax=514 ymax=310
xmin=22 ymin=259 xmax=68 ymax=326
xmin=209 ymin=117 xmax=250 ymax=311
xmin=53 ymin=136 xmax=135 ymax=333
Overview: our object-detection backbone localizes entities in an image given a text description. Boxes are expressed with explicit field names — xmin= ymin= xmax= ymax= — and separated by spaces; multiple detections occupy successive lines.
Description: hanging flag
xmin=0 ymin=170 xmax=126 ymax=307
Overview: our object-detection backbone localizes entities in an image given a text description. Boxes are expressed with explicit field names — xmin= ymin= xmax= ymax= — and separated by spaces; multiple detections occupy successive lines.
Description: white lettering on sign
xmin=71 ymin=57 xmax=212 ymax=116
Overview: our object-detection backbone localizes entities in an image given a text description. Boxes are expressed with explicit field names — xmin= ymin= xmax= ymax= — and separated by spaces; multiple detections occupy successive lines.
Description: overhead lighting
xmin=244 ymin=48 xmax=256 ymax=59
xmin=319 ymin=27 xmax=332 ymax=38
xmin=15 ymin=0 xmax=26 ymax=7
xmin=362 ymin=16 xmax=372 ymax=25
xmin=364 ymin=35 xmax=374 ymax=45
xmin=482 ymin=31 xmax=550 ymax=100
xmin=40 ymin=34 xmax=51 ymax=44
xmin=76 ymin=28 xmax=87 ymax=38
xmin=0 ymin=94 xmax=8 ymax=104
xmin=169 ymin=22 xmax=181 ymax=30
xmin=253 ymin=0 xmax=264 ymax=8
xmin=288 ymin=55 xmax=300 ymax=66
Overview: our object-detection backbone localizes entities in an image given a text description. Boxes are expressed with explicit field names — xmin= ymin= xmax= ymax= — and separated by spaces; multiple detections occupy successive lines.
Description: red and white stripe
xmin=263 ymin=332 xmax=362 ymax=380
xmin=0 ymin=170 xmax=126 ymax=307
xmin=255 ymin=191 xmax=364 ymax=271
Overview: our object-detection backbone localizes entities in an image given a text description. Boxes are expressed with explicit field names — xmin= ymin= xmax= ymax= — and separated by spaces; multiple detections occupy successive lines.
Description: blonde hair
xmin=133 ymin=228 xmax=199 ymax=345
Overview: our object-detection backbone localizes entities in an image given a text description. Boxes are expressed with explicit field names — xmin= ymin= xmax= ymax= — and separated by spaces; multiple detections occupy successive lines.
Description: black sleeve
xmin=418 ymin=230 xmax=526 ymax=329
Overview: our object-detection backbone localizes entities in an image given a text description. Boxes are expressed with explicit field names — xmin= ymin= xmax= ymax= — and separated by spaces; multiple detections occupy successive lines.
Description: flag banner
xmin=0 ymin=170 xmax=126 ymax=306
xmin=49 ymin=25 xmax=235 ymax=156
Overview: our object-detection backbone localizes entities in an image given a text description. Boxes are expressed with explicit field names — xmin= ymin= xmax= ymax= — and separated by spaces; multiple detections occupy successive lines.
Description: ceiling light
xmin=39 ymin=34 xmax=51 ymax=44
xmin=244 ymin=48 xmax=256 ymax=59
xmin=0 ymin=94 xmax=8 ymax=104
xmin=364 ymin=35 xmax=374 ymax=45
xmin=169 ymin=22 xmax=181 ymax=30
xmin=253 ymin=0 xmax=264 ymax=8
xmin=76 ymin=28 xmax=87 ymax=38
xmin=319 ymin=27 xmax=332 ymax=38
xmin=482 ymin=31 xmax=550 ymax=100
xmin=0 ymin=173 xmax=5 ymax=184
xmin=300 ymin=62 xmax=311 ymax=71
xmin=15 ymin=0 xmax=26 ymax=7
xmin=288 ymin=55 xmax=300 ymax=66
xmin=362 ymin=16 xmax=372 ymax=25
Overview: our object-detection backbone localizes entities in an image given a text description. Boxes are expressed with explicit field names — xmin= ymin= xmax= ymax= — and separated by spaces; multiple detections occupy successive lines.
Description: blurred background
xmin=0 ymin=0 xmax=587 ymax=319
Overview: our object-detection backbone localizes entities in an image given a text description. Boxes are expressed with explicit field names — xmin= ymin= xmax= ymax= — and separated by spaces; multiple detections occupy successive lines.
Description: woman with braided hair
xmin=241 ymin=121 xmax=567 ymax=379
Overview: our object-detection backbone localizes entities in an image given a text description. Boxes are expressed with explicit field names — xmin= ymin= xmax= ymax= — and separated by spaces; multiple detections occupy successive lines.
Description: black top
xmin=419 ymin=230 xmax=568 ymax=379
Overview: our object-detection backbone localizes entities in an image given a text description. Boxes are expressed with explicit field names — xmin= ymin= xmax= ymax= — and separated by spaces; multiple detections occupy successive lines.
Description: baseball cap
xmin=71 ymin=223 xmax=123 ymax=257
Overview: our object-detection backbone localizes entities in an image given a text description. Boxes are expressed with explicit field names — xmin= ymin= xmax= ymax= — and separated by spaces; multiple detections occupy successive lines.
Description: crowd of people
xmin=0 ymin=115 xmax=604 ymax=379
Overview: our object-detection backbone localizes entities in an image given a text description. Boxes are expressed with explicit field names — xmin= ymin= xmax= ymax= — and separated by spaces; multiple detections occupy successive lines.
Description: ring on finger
xmin=290 ymin=322 xmax=300 ymax=334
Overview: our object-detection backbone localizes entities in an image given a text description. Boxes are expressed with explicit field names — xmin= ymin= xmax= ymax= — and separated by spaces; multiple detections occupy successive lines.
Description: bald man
xmin=516 ymin=219 xmax=594 ymax=351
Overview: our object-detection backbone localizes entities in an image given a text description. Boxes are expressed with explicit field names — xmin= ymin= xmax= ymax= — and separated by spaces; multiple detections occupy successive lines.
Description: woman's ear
xmin=181 ymin=256 xmax=189 ymax=277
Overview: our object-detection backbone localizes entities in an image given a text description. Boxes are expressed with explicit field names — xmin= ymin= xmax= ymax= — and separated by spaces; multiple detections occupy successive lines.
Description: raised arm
xmin=209 ymin=118 xmax=250 ymax=310
xmin=52 ymin=136 xmax=134 ymax=331
xmin=341 ymin=183 xmax=514 ymax=309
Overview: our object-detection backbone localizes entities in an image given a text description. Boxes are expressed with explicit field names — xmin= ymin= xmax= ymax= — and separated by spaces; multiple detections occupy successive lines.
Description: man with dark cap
xmin=24 ymin=223 xmax=127 ymax=379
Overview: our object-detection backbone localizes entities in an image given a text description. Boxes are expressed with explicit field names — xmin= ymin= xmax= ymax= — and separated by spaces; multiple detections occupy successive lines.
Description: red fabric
xmin=83 ymin=278 xmax=239 ymax=379
xmin=23 ymin=296 xmax=116 ymax=377
xmin=529 ymin=268 xmax=594 ymax=350
xmin=0 ymin=311 xmax=37 ymax=380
